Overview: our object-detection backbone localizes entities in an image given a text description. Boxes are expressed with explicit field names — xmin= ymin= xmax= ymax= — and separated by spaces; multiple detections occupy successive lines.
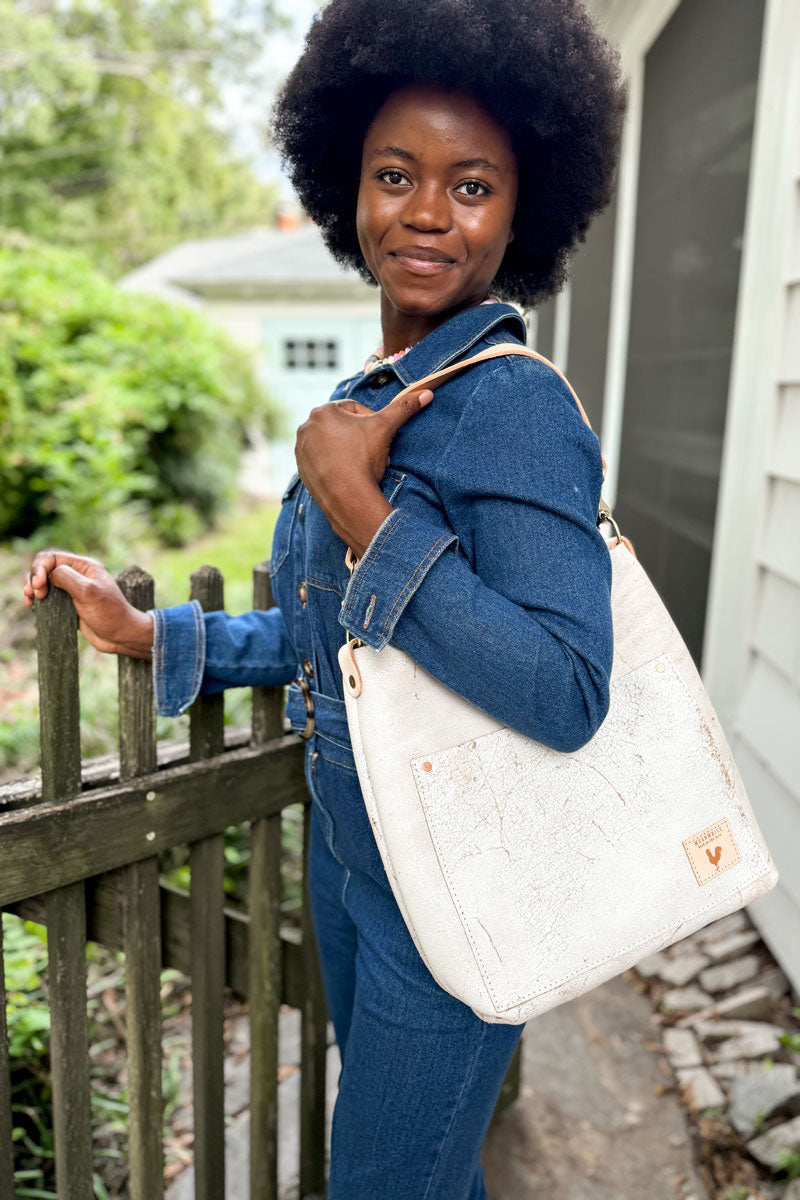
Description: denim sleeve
xmin=337 ymin=357 xmax=613 ymax=752
xmin=150 ymin=600 xmax=298 ymax=717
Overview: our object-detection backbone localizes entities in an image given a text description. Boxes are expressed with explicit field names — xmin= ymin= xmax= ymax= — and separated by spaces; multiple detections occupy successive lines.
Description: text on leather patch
xmin=683 ymin=818 xmax=741 ymax=885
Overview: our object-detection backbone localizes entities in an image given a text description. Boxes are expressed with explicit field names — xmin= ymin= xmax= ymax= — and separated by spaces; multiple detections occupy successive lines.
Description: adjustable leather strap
xmin=392 ymin=342 xmax=610 ymax=491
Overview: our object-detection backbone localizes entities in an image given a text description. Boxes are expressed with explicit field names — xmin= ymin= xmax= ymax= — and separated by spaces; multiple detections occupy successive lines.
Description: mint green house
xmin=122 ymin=223 xmax=382 ymax=494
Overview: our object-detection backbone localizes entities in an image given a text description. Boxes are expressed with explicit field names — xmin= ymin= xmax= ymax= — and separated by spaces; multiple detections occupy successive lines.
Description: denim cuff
xmin=149 ymin=600 xmax=206 ymax=717
xmin=337 ymin=509 xmax=458 ymax=650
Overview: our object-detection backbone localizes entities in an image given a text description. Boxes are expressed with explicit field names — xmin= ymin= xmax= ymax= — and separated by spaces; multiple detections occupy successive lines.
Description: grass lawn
xmin=0 ymin=498 xmax=281 ymax=783
xmin=136 ymin=497 xmax=280 ymax=612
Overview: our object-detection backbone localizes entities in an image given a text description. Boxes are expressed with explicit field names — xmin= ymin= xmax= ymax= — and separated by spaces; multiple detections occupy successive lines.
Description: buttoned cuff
xmin=337 ymin=509 xmax=458 ymax=649
xmin=149 ymin=600 xmax=206 ymax=717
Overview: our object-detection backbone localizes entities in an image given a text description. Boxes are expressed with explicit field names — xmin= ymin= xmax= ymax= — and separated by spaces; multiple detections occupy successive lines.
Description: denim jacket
xmin=150 ymin=302 xmax=613 ymax=871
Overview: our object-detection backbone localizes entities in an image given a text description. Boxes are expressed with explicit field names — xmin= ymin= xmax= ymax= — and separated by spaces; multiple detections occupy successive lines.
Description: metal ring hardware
xmin=597 ymin=497 xmax=624 ymax=544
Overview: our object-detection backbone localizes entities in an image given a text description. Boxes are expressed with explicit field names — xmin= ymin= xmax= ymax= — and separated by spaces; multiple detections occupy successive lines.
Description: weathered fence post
xmin=188 ymin=565 xmax=227 ymax=1200
xmin=301 ymin=819 xmax=328 ymax=1192
xmin=248 ymin=563 xmax=283 ymax=1200
xmin=35 ymin=587 xmax=93 ymax=1200
xmin=117 ymin=566 xmax=164 ymax=1200
xmin=0 ymin=918 xmax=14 ymax=1200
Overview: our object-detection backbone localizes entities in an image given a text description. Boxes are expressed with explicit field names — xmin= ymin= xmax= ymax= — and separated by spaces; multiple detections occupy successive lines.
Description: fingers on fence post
xmin=116 ymin=565 xmax=164 ymax=1200
xmin=249 ymin=559 xmax=284 ymax=1199
xmin=187 ymin=565 xmax=227 ymax=1200
xmin=35 ymin=584 xmax=81 ymax=805
xmin=34 ymin=571 xmax=93 ymax=1198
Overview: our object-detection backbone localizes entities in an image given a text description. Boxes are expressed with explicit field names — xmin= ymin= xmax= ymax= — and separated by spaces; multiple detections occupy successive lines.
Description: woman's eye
xmin=455 ymin=180 xmax=490 ymax=197
xmin=379 ymin=170 xmax=410 ymax=186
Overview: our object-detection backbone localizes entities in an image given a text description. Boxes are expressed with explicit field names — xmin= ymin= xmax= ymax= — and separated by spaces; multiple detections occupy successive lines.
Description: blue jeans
xmin=306 ymin=743 xmax=524 ymax=1200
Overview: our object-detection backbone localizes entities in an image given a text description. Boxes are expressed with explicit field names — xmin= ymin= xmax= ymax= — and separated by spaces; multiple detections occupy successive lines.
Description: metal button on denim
xmin=298 ymin=580 xmax=307 ymax=606
xmin=298 ymin=501 xmax=304 ymax=522
xmin=368 ymin=368 xmax=394 ymax=388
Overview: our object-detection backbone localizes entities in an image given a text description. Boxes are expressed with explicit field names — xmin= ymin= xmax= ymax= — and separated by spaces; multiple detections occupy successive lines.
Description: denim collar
xmin=387 ymin=302 xmax=527 ymax=388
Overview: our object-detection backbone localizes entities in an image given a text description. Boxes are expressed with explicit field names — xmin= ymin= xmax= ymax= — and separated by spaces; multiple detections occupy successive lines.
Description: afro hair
xmin=271 ymin=0 xmax=627 ymax=308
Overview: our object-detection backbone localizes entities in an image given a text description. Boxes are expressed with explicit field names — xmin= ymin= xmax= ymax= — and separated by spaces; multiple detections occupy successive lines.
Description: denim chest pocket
xmin=269 ymin=471 xmax=303 ymax=577
xmin=305 ymin=470 xmax=408 ymax=591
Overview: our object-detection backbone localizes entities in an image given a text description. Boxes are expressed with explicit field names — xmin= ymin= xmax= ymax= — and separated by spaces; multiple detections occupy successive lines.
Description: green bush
xmin=0 ymin=229 xmax=287 ymax=552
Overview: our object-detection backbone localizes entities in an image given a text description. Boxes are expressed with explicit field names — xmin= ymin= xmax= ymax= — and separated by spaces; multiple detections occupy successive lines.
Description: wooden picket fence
xmin=0 ymin=561 xmax=520 ymax=1200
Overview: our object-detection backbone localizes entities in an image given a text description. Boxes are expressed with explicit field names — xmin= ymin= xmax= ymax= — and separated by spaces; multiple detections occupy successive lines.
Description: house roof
xmin=120 ymin=224 xmax=373 ymax=303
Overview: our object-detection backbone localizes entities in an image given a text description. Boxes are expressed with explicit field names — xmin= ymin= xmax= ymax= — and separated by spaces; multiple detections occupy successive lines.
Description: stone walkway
xmin=483 ymin=973 xmax=709 ymax=1200
xmin=165 ymin=909 xmax=800 ymax=1200
xmin=166 ymin=976 xmax=706 ymax=1200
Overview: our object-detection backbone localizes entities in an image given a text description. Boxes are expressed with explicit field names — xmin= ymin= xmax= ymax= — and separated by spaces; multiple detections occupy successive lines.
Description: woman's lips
xmin=390 ymin=254 xmax=456 ymax=276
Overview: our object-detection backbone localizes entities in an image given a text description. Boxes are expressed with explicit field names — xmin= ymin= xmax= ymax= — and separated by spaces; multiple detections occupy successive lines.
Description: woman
xmin=24 ymin=0 xmax=626 ymax=1195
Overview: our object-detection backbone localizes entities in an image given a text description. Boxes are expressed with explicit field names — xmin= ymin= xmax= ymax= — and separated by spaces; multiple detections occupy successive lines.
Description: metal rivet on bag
xmin=656 ymin=662 xmax=665 ymax=672
xmin=423 ymin=762 xmax=432 ymax=772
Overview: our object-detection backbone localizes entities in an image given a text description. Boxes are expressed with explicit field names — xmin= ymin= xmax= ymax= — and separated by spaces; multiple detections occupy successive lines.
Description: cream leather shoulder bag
xmin=337 ymin=344 xmax=778 ymax=1026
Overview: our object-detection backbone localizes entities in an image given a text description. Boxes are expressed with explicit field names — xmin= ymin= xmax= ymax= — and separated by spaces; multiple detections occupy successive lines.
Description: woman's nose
xmin=400 ymin=182 xmax=451 ymax=233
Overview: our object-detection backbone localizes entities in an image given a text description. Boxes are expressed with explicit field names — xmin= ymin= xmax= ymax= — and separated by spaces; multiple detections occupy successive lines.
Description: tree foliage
xmin=0 ymin=0 xmax=288 ymax=274
xmin=0 ymin=229 xmax=287 ymax=551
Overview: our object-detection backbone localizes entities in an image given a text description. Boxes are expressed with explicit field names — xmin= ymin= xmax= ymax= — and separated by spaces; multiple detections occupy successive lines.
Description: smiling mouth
xmin=390 ymin=247 xmax=457 ymax=277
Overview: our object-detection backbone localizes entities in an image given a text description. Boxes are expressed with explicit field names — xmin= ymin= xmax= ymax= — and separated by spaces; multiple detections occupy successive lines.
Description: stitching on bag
xmin=408 ymin=654 xmax=767 ymax=1012
xmin=410 ymin=757 xmax=498 ymax=994
xmin=413 ymin=746 xmax=768 ymax=1012
xmin=380 ymin=532 xmax=456 ymax=639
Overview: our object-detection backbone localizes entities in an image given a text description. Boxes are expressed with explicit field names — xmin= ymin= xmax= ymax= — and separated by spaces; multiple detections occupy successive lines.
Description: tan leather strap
xmin=393 ymin=342 xmax=595 ymax=431
xmin=393 ymin=344 xmax=615 ymax=516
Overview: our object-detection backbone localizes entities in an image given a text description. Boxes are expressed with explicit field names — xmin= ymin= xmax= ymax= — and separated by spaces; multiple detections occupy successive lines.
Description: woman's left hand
xmin=295 ymin=387 xmax=433 ymax=558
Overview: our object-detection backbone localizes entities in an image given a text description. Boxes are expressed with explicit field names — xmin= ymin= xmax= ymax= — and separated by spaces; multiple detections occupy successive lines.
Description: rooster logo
xmin=705 ymin=845 xmax=722 ymax=868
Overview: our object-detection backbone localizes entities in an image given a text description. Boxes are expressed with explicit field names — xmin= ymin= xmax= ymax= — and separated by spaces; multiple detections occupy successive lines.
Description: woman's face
xmin=356 ymin=84 xmax=518 ymax=322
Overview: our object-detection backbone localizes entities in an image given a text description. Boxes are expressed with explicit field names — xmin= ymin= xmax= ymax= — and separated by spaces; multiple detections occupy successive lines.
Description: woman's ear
xmin=507 ymin=225 xmax=515 ymax=245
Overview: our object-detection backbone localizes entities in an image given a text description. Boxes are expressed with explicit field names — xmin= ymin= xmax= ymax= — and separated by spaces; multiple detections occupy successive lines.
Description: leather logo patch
xmin=683 ymin=818 xmax=741 ymax=885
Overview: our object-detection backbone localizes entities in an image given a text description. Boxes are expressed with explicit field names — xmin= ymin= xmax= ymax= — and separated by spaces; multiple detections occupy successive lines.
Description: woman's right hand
xmin=23 ymin=551 xmax=154 ymax=660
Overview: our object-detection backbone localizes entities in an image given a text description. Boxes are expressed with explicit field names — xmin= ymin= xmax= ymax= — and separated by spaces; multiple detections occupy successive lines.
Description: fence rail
xmin=0 ymin=560 xmax=520 ymax=1200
